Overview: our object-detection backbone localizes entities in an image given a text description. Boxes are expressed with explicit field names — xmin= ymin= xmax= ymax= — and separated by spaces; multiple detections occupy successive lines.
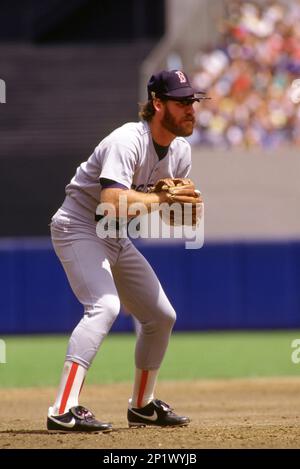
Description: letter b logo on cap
xmin=175 ymin=71 xmax=186 ymax=83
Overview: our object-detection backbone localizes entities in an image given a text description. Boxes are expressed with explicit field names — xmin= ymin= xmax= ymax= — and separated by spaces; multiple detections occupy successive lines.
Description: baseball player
xmin=47 ymin=70 xmax=204 ymax=432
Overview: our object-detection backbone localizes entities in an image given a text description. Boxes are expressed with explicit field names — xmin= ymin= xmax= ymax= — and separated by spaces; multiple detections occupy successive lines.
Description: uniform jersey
xmin=63 ymin=121 xmax=191 ymax=220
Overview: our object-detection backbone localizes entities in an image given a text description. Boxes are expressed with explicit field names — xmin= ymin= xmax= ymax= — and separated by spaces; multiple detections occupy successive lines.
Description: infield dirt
xmin=1 ymin=378 xmax=300 ymax=449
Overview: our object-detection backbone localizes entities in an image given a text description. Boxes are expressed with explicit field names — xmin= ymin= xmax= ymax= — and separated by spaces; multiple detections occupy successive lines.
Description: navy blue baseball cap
xmin=147 ymin=69 xmax=207 ymax=102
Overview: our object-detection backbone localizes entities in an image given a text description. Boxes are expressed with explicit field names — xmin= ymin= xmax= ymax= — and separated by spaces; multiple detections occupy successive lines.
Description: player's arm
xmin=100 ymin=178 xmax=201 ymax=218
xmin=100 ymin=187 xmax=169 ymax=217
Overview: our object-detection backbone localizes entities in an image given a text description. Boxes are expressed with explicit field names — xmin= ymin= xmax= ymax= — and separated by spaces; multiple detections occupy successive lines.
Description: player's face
xmin=161 ymin=100 xmax=196 ymax=137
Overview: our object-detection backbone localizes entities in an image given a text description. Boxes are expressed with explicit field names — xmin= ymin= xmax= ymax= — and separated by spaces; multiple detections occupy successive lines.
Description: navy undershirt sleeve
xmin=100 ymin=178 xmax=128 ymax=190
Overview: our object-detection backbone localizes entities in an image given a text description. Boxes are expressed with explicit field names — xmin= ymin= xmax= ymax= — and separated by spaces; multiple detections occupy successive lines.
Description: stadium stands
xmin=190 ymin=0 xmax=300 ymax=148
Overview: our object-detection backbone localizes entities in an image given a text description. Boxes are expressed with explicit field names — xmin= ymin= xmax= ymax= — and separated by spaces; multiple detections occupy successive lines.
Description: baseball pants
xmin=51 ymin=211 xmax=176 ymax=370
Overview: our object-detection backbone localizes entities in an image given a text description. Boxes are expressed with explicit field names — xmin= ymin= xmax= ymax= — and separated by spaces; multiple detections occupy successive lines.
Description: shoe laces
xmin=156 ymin=400 xmax=174 ymax=414
xmin=76 ymin=406 xmax=95 ymax=421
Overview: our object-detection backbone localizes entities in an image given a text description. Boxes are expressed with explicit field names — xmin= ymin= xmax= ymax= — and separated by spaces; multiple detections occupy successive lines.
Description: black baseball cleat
xmin=128 ymin=399 xmax=190 ymax=427
xmin=47 ymin=405 xmax=112 ymax=432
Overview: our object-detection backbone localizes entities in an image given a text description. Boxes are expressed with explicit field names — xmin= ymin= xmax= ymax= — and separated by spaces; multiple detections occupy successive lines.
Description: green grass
xmin=1 ymin=331 xmax=300 ymax=388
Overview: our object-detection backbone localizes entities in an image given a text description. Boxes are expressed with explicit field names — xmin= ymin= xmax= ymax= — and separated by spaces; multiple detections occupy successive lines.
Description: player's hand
xmin=150 ymin=178 xmax=202 ymax=204
xmin=166 ymin=186 xmax=202 ymax=205
xmin=150 ymin=178 xmax=203 ymax=226
xmin=149 ymin=178 xmax=194 ymax=193
xmin=161 ymin=200 xmax=203 ymax=226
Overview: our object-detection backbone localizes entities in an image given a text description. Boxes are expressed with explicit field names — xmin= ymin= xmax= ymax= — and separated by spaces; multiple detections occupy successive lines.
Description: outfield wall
xmin=1 ymin=238 xmax=299 ymax=334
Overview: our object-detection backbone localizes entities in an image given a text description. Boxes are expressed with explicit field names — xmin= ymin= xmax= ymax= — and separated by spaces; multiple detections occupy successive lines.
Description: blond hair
xmin=138 ymin=100 xmax=156 ymax=122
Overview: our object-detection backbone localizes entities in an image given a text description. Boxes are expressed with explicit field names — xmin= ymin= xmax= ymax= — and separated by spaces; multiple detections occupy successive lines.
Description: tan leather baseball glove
xmin=150 ymin=178 xmax=202 ymax=226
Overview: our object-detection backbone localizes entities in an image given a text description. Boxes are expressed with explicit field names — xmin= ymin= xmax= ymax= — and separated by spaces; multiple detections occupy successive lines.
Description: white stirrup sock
xmin=130 ymin=368 xmax=159 ymax=408
xmin=51 ymin=361 xmax=87 ymax=416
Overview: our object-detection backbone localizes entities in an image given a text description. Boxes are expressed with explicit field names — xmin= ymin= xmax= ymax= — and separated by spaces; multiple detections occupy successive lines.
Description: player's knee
xmin=161 ymin=308 xmax=176 ymax=330
xmin=85 ymin=295 xmax=120 ymax=322
xmin=143 ymin=308 xmax=176 ymax=335
xmin=104 ymin=297 xmax=120 ymax=321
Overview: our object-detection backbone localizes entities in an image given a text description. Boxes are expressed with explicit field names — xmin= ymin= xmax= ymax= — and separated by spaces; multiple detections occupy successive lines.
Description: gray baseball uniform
xmin=51 ymin=120 xmax=191 ymax=370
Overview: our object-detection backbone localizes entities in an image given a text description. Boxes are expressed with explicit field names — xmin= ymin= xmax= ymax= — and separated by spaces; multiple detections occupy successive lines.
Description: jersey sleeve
xmin=175 ymin=142 xmax=192 ymax=178
xmin=176 ymin=163 xmax=191 ymax=178
xmin=99 ymin=142 xmax=137 ymax=189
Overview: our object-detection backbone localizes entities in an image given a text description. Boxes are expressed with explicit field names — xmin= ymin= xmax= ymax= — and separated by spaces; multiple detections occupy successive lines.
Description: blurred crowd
xmin=189 ymin=0 xmax=300 ymax=148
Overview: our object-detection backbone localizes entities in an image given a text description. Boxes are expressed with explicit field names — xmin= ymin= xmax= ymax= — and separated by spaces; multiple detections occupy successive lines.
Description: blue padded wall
xmin=0 ymin=239 xmax=299 ymax=334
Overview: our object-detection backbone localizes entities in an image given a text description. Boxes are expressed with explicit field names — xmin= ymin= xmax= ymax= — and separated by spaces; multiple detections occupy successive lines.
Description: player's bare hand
xmin=167 ymin=186 xmax=202 ymax=204
xmin=149 ymin=177 xmax=202 ymax=205
xmin=166 ymin=193 xmax=201 ymax=204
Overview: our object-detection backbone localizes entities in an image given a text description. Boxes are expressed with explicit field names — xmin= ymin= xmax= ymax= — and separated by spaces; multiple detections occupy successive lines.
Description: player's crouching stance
xmin=47 ymin=70 xmax=206 ymax=432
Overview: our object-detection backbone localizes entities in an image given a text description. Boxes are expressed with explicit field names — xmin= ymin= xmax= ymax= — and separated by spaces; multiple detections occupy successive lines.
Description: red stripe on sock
xmin=59 ymin=362 xmax=79 ymax=414
xmin=137 ymin=370 xmax=149 ymax=408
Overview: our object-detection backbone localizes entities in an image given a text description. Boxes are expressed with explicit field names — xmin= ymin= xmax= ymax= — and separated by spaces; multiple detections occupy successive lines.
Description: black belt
xmin=95 ymin=215 xmax=140 ymax=234
xmin=95 ymin=214 xmax=121 ymax=230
